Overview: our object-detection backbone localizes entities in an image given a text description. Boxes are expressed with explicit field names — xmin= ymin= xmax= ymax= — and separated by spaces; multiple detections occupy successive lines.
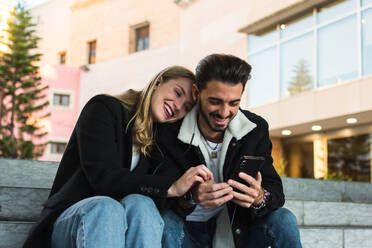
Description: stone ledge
xmin=0 ymin=158 xmax=57 ymax=189
xmin=285 ymin=200 xmax=372 ymax=227
xmin=0 ymin=221 xmax=33 ymax=248
xmin=0 ymin=187 xmax=50 ymax=221
xmin=282 ymin=177 xmax=372 ymax=203
xmin=300 ymin=228 xmax=372 ymax=248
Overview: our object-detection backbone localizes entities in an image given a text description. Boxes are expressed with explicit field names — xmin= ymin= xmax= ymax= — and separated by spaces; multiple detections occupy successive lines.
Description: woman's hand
xmin=167 ymin=165 xmax=213 ymax=198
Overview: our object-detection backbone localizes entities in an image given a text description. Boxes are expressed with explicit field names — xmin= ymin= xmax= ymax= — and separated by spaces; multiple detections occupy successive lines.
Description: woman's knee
xmin=120 ymin=194 xmax=157 ymax=211
xmin=79 ymin=196 xmax=125 ymax=218
xmin=121 ymin=194 xmax=164 ymax=227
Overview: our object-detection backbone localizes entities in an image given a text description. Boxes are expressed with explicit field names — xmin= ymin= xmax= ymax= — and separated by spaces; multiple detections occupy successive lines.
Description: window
xmin=50 ymin=142 xmax=67 ymax=154
xmin=280 ymin=13 xmax=313 ymax=39
xmin=87 ymin=40 xmax=96 ymax=64
xmin=135 ymin=25 xmax=149 ymax=52
xmin=317 ymin=0 xmax=356 ymax=25
xmin=248 ymin=47 xmax=278 ymax=106
xmin=247 ymin=0 xmax=372 ymax=107
xmin=130 ymin=22 xmax=150 ymax=53
xmin=328 ymin=134 xmax=371 ymax=182
xmin=59 ymin=51 xmax=66 ymax=65
xmin=362 ymin=0 xmax=372 ymax=6
xmin=318 ymin=15 xmax=358 ymax=87
xmin=362 ymin=8 xmax=372 ymax=76
xmin=53 ymin=93 xmax=70 ymax=107
xmin=281 ymin=33 xmax=314 ymax=97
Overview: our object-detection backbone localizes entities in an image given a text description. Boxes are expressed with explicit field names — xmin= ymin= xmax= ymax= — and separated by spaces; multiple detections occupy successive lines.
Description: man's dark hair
xmin=195 ymin=54 xmax=252 ymax=90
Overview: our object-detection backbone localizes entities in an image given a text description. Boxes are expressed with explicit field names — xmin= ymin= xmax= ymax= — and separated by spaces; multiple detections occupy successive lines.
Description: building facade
xmin=0 ymin=3 xmax=14 ymax=53
xmin=38 ymin=65 xmax=81 ymax=161
xmin=30 ymin=0 xmax=372 ymax=182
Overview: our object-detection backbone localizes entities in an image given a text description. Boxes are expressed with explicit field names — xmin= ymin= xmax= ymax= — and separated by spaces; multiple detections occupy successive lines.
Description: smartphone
xmin=233 ymin=155 xmax=265 ymax=185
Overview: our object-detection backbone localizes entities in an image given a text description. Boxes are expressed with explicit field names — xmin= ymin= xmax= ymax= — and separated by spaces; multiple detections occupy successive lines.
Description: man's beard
xmin=198 ymin=102 xmax=233 ymax=133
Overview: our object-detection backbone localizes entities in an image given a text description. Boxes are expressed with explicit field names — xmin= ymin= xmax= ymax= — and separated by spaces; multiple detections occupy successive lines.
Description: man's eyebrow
xmin=208 ymin=97 xmax=223 ymax=101
xmin=208 ymin=97 xmax=241 ymax=103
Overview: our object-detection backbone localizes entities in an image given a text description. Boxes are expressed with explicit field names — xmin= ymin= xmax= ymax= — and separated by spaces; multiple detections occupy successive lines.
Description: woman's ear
xmin=154 ymin=76 xmax=162 ymax=89
xmin=192 ymin=84 xmax=199 ymax=102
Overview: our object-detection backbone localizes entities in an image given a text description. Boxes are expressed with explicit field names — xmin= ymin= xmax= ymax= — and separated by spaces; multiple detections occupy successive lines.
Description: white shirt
xmin=130 ymin=144 xmax=140 ymax=171
xmin=186 ymin=137 xmax=224 ymax=222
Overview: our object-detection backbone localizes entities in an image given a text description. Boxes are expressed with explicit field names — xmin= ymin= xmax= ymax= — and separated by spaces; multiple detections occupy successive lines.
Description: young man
xmin=156 ymin=54 xmax=302 ymax=248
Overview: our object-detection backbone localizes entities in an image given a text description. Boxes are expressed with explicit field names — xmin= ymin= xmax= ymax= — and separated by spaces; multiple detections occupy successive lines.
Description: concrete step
xmin=284 ymin=200 xmax=372 ymax=227
xmin=0 ymin=221 xmax=33 ymax=248
xmin=2 ymin=158 xmax=372 ymax=203
xmin=0 ymin=187 xmax=50 ymax=221
xmin=300 ymin=227 xmax=372 ymax=248
xmin=1 ymin=221 xmax=372 ymax=248
xmin=282 ymin=177 xmax=372 ymax=203
xmin=2 ymin=158 xmax=372 ymax=248
xmin=0 ymin=158 xmax=58 ymax=189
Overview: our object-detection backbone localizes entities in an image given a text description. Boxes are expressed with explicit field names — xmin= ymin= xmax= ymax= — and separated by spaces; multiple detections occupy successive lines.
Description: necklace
xmin=203 ymin=136 xmax=220 ymax=159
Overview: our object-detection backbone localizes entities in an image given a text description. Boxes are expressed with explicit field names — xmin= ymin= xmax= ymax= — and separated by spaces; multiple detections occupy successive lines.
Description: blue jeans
xmin=51 ymin=194 xmax=164 ymax=248
xmin=162 ymin=208 xmax=302 ymax=248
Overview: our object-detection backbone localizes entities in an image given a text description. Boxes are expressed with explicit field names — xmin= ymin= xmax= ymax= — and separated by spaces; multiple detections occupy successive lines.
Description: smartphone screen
xmin=233 ymin=155 xmax=265 ymax=185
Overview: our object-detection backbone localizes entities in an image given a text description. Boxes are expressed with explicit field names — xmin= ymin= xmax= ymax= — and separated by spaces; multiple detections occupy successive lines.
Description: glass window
xmin=362 ymin=0 xmax=372 ymax=7
xmin=59 ymin=51 xmax=66 ymax=65
xmin=248 ymin=47 xmax=278 ymax=106
xmin=53 ymin=94 xmax=70 ymax=107
xmin=318 ymin=15 xmax=358 ymax=87
xmin=328 ymin=134 xmax=371 ymax=182
xmin=280 ymin=13 xmax=313 ymax=39
xmin=317 ymin=0 xmax=356 ymax=25
xmin=51 ymin=142 xmax=67 ymax=154
xmin=280 ymin=32 xmax=314 ymax=97
xmin=136 ymin=25 xmax=149 ymax=52
xmin=282 ymin=141 xmax=314 ymax=178
xmin=362 ymin=8 xmax=372 ymax=76
xmin=88 ymin=40 xmax=96 ymax=64
xmin=248 ymin=29 xmax=277 ymax=52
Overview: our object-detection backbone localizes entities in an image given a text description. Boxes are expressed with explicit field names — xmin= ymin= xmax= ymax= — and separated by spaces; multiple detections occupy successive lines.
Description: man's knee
xmin=271 ymin=208 xmax=299 ymax=227
xmin=266 ymin=208 xmax=301 ymax=244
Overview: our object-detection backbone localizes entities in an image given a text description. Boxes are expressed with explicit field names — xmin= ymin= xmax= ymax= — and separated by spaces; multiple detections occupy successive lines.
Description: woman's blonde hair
xmin=115 ymin=66 xmax=195 ymax=156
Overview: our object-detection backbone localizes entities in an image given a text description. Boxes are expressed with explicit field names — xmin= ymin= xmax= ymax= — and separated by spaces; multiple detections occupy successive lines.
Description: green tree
xmin=0 ymin=4 xmax=49 ymax=159
xmin=287 ymin=59 xmax=313 ymax=96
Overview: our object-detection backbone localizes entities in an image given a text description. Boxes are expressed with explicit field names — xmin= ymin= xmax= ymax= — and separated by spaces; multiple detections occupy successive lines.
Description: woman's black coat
xmin=23 ymin=94 xmax=176 ymax=248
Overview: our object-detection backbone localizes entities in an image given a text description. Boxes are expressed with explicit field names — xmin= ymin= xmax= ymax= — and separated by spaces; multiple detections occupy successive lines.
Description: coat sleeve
xmin=250 ymin=119 xmax=285 ymax=217
xmin=75 ymin=98 xmax=174 ymax=200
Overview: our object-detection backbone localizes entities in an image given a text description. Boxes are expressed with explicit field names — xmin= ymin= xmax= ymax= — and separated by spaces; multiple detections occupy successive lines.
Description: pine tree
xmin=287 ymin=59 xmax=313 ymax=96
xmin=0 ymin=4 xmax=49 ymax=159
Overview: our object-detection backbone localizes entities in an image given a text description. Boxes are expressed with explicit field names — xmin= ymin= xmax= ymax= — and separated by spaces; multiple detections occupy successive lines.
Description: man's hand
xmin=192 ymin=179 xmax=233 ymax=209
xmin=227 ymin=172 xmax=264 ymax=208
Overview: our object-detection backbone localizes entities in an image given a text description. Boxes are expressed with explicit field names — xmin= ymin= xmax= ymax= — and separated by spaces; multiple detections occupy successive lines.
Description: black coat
xmin=23 ymin=95 xmax=176 ymax=248
xmin=153 ymin=108 xmax=285 ymax=248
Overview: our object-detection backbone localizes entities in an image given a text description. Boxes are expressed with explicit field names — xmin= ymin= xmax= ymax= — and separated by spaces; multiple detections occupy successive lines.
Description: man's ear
xmin=192 ymin=84 xmax=199 ymax=102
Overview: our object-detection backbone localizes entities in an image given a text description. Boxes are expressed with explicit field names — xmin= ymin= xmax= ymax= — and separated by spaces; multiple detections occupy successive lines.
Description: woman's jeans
xmin=51 ymin=194 xmax=164 ymax=248
xmin=162 ymin=208 xmax=302 ymax=248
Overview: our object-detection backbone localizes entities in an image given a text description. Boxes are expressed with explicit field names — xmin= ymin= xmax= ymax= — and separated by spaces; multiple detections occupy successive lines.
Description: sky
xmin=0 ymin=0 xmax=50 ymax=8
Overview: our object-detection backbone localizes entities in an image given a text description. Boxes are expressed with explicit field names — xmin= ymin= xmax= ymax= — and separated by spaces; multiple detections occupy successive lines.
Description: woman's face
xmin=151 ymin=77 xmax=195 ymax=123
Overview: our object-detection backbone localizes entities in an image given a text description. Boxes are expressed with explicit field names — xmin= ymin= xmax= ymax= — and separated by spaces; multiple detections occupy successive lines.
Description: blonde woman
xmin=23 ymin=66 xmax=212 ymax=248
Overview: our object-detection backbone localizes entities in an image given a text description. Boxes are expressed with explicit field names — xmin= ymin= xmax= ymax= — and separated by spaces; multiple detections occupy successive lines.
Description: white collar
xmin=177 ymin=105 xmax=257 ymax=146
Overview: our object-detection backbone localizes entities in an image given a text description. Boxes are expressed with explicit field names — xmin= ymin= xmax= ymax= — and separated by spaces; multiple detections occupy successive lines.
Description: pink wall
xmin=39 ymin=65 xmax=81 ymax=161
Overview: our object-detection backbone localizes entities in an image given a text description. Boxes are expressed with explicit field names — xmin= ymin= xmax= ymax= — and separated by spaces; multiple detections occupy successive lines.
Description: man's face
xmin=196 ymin=80 xmax=243 ymax=135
